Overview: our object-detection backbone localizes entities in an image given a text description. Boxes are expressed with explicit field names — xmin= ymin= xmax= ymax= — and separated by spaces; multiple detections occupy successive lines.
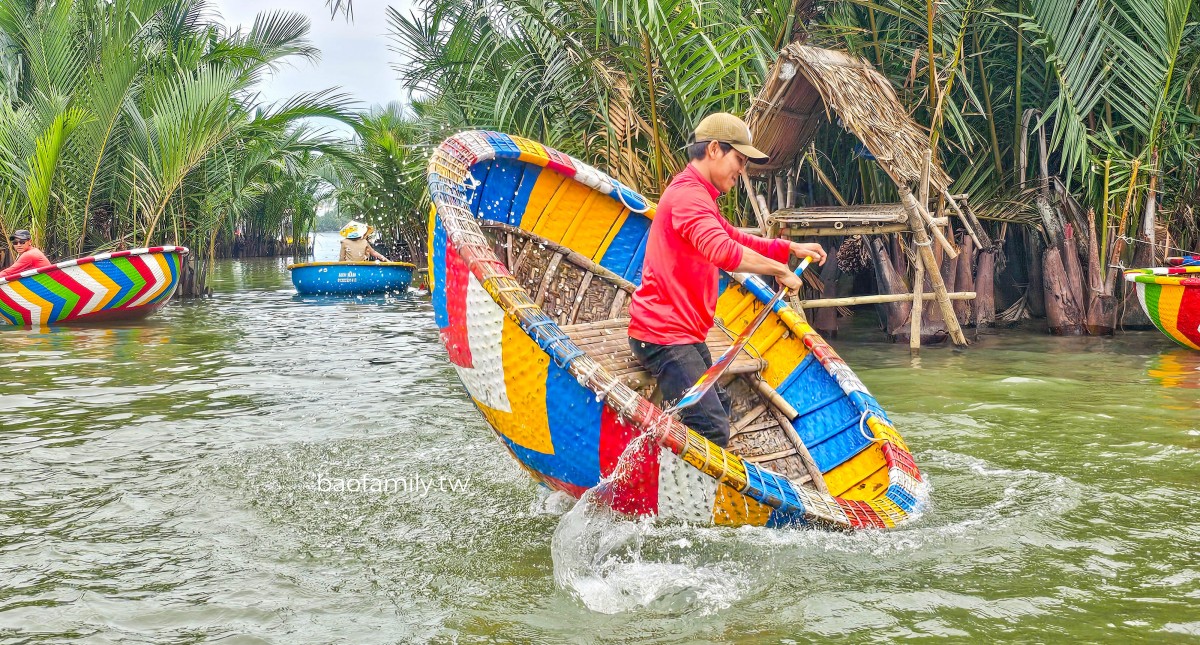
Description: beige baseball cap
xmin=691 ymin=112 xmax=769 ymax=163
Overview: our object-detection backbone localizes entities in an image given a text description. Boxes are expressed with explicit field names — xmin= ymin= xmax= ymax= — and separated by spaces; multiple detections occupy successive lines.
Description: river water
xmin=1 ymin=245 xmax=1198 ymax=643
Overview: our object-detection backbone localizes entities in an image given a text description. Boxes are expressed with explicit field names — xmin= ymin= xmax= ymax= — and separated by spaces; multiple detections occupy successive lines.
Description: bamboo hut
xmin=744 ymin=44 xmax=986 ymax=348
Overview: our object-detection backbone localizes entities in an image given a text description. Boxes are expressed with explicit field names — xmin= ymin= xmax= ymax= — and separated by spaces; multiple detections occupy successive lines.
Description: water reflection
xmin=1148 ymin=348 xmax=1200 ymax=389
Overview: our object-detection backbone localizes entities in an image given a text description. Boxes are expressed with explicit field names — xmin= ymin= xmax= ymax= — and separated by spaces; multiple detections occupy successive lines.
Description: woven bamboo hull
xmin=1125 ymin=265 xmax=1200 ymax=350
xmin=288 ymin=261 xmax=414 ymax=295
xmin=427 ymin=131 xmax=928 ymax=530
xmin=0 ymin=247 xmax=187 ymax=326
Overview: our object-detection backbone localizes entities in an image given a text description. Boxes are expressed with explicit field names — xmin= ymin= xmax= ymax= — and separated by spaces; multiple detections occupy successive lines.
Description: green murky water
xmin=2 ymin=248 xmax=1198 ymax=643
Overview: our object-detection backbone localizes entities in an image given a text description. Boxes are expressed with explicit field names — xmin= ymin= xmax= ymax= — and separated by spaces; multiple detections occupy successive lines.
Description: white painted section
xmin=453 ymin=273 xmax=511 ymax=412
xmin=655 ymin=448 xmax=718 ymax=524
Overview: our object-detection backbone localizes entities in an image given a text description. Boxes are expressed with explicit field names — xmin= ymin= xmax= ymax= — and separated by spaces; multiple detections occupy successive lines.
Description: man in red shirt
xmin=1 ymin=230 xmax=52 ymax=280
xmin=628 ymin=113 xmax=826 ymax=447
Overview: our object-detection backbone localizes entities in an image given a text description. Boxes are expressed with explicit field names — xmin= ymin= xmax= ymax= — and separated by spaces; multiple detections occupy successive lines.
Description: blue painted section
xmin=96 ymin=259 xmax=136 ymax=307
xmin=778 ymin=354 xmax=871 ymax=472
xmin=21 ymin=278 xmax=67 ymax=321
xmin=885 ymin=484 xmax=919 ymax=513
xmin=744 ymin=461 xmax=807 ymax=527
xmin=476 ymin=158 xmax=524 ymax=224
xmin=0 ymin=306 xmax=17 ymax=325
xmin=609 ymin=183 xmax=647 ymax=213
xmin=496 ymin=362 xmax=602 ymax=488
xmin=623 ymin=224 xmax=651 ymax=285
xmin=484 ymin=131 xmax=522 ymax=159
xmin=431 ymin=215 xmax=448 ymax=326
xmin=598 ymin=213 xmax=650 ymax=279
xmin=718 ymin=271 xmax=730 ymax=296
xmin=849 ymin=390 xmax=892 ymax=424
xmin=469 ymin=161 xmax=492 ymax=214
xmin=766 ymin=507 xmax=809 ymax=528
xmin=510 ymin=163 xmax=543 ymax=226
xmin=291 ymin=263 xmax=413 ymax=295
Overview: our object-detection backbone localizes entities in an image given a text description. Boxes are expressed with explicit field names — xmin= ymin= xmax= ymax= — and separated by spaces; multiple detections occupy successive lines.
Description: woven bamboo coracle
xmin=1125 ymin=263 xmax=1200 ymax=350
xmin=426 ymin=131 xmax=929 ymax=529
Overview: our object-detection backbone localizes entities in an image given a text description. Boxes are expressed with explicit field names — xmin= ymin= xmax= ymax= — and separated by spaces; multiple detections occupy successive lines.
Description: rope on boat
xmin=613 ymin=181 xmax=651 ymax=214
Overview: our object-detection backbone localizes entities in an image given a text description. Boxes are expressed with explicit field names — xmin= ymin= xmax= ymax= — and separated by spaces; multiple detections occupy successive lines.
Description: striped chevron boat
xmin=1168 ymin=255 xmax=1200 ymax=267
xmin=1125 ymin=264 xmax=1200 ymax=350
xmin=427 ymin=131 xmax=927 ymax=530
xmin=0 ymin=246 xmax=187 ymax=326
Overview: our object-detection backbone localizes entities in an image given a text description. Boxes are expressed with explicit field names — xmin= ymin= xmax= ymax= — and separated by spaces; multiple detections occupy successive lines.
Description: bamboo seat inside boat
xmin=769 ymin=203 xmax=907 ymax=227
xmin=561 ymin=318 xmax=767 ymax=393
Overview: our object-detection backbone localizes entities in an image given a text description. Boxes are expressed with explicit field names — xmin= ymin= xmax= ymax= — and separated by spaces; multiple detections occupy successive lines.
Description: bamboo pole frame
xmin=797 ymin=291 xmax=975 ymax=308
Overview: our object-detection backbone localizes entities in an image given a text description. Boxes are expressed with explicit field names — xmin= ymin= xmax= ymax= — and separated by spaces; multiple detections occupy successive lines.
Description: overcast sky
xmin=212 ymin=0 xmax=414 ymax=134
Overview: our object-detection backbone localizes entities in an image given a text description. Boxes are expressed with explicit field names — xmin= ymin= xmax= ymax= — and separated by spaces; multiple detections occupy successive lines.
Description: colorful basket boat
xmin=1125 ymin=262 xmax=1200 ymax=350
xmin=287 ymin=261 xmax=414 ymax=295
xmin=0 ymin=246 xmax=187 ymax=326
xmin=427 ymin=131 xmax=927 ymax=530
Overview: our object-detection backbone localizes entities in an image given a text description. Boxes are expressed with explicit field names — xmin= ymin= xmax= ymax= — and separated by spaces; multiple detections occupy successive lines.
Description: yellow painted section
xmin=868 ymin=416 xmax=910 ymax=453
xmin=757 ymin=333 xmax=807 ymax=387
xmin=426 ymin=206 xmax=438 ymax=291
xmin=475 ymin=316 xmax=554 ymax=454
xmin=80 ymin=262 xmax=121 ymax=311
xmin=1154 ymin=285 xmax=1192 ymax=347
xmin=512 ymin=137 xmax=550 ymax=166
xmin=868 ymin=496 xmax=905 ymax=528
xmin=532 ymin=179 xmax=593 ymax=244
xmin=518 ymin=170 xmax=568 ymax=230
xmin=712 ymin=483 xmax=772 ymax=526
xmin=592 ymin=208 xmax=631 ymax=263
xmin=712 ymin=285 xmax=810 ymax=386
xmin=679 ymin=431 xmax=749 ymax=491
xmin=715 ymin=288 xmax=757 ymax=327
xmin=823 ymin=441 xmax=888 ymax=498
xmin=8 ymin=281 xmax=50 ymax=324
xmin=562 ymin=193 xmax=626 ymax=259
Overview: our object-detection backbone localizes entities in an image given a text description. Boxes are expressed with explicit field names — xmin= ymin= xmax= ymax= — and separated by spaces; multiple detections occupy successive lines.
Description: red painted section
xmin=599 ymin=406 xmax=659 ymax=516
xmin=544 ymin=148 xmax=576 ymax=177
xmin=123 ymin=255 xmax=156 ymax=306
xmin=49 ymin=269 xmax=95 ymax=319
xmin=1177 ymin=286 xmax=1200 ymax=347
xmin=881 ymin=443 xmax=922 ymax=482
xmin=441 ymin=242 xmax=474 ymax=368
xmin=539 ymin=472 xmax=590 ymax=498
xmin=0 ymin=288 xmax=30 ymax=321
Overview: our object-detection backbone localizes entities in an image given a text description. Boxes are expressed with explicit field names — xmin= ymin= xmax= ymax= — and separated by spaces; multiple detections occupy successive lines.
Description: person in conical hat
xmin=338 ymin=220 xmax=389 ymax=262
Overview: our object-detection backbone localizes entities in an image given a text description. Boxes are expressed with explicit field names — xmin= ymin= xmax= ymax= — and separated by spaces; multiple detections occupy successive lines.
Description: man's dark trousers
xmin=628 ymin=338 xmax=732 ymax=447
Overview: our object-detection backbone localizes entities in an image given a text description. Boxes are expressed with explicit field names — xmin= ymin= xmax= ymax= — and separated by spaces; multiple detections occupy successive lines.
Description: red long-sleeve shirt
xmin=0 ymin=248 xmax=51 ymax=280
xmin=627 ymin=165 xmax=790 ymax=345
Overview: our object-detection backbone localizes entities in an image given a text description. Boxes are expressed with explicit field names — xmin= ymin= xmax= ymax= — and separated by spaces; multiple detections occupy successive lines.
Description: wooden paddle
xmin=666 ymin=257 xmax=811 ymax=415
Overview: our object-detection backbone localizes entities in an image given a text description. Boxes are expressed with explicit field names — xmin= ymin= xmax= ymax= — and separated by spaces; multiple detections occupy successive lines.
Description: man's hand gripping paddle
xmin=665 ymin=257 xmax=811 ymax=416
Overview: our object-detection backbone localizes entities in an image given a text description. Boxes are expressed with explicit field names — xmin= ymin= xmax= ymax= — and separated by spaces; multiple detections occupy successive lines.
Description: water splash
xmin=551 ymin=418 xmax=756 ymax=615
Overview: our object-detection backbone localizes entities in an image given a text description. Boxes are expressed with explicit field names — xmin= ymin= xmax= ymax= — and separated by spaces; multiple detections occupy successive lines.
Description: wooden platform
xmin=561 ymin=318 xmax=766 ymax=393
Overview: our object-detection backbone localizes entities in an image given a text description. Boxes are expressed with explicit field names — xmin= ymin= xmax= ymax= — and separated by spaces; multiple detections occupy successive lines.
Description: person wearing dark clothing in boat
xmin=338 ymin=221 xmax=389 ymax=262
xmin=1 ymin=230 xmax=51 ymax=280
xmin=627 ymin=112 xmax=827 ymax=448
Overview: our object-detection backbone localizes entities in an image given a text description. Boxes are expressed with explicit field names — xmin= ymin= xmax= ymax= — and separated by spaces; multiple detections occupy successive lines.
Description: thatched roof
xmin=745 ymin=44 xmax=951 ymax=192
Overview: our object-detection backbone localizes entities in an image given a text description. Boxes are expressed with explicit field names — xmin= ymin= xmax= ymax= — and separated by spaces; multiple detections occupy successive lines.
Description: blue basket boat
xmin=287 ymin=261 xmax=415 ymax=295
